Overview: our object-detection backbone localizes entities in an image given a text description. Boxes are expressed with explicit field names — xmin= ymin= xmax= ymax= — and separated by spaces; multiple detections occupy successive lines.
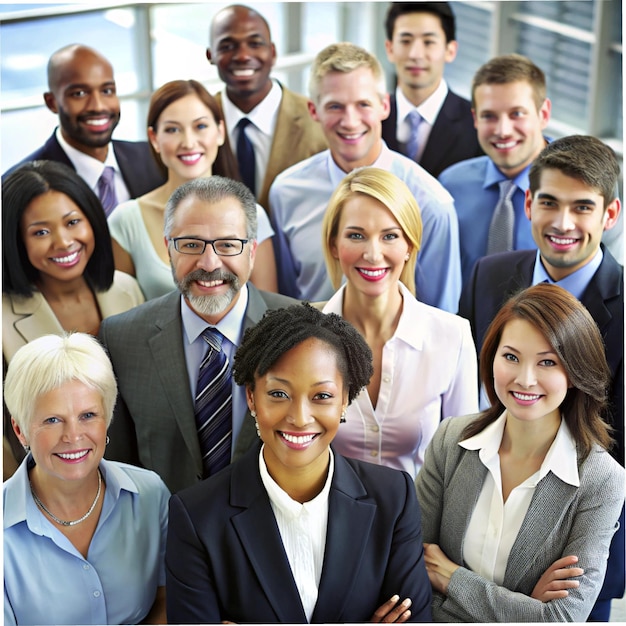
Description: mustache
xmin=180 ymin=268 xmax=238 ymax=289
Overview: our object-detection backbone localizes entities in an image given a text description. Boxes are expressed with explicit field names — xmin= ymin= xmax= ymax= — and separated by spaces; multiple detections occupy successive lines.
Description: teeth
xmin=359 ymin=268 xmax=386 ymax=277
xmin=494 ymin=140 xmax=516 ymax=149
xmin=85 ymin=119 xmax=108 ymax=126
xmin=341 ymin=133 xmax=362 ymax=140
xmin=549 ymin=236 xmax=577 ymax=245
xmin=233 ymin=69 xmax=255 ymax=77
xmin=57 ymin=450 xmax=89 ymax=460
xmin=281 ymin=432 xmax=316 ymax=445
xmin=198 ymin=279 xmax=224 ymax=288
xmin=51 ymin=251 xmax=78 ymax=264
xmin=179 ymin=154 xmax=202 ymax=163
xmin=512 ymin=391 xmax=540 ymax=401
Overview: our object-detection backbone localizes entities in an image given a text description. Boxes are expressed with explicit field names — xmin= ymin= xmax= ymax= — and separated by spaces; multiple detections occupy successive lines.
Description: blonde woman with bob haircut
xmin=321 ymin=167 xmax=478 ymax=478
xmin=4 ymin=333 xmax=170 ymax=626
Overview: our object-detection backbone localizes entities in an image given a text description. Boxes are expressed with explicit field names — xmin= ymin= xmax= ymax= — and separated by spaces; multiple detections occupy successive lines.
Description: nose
xmin=53 ymin=227 xmax=73 ymax=249
xmin=286 ymin=399 xmax=316 ymax=428
xmin=515 ymin=364 xmax=537 ymax=389
xmin=62 ymin=419 xmax=84 ymax=443
xmin=86 ymin=90 xmax=106 ymax=112
xmin=495 ymin=115 xmax=513 ymax=137
xmin=408 ymin=39 xmax=424 ymax=59
xmin=180 ymin=128 xmax=196 ymax=149
xmin=363 ymin=239 xmax=383 ymax=263
xmin=232 ymin=43 xmax=252 ymax=62
xmin=552 ymin=208 xmax=576 ymax=233
xmin=195 ymin=243 xmax=223 ymax=272
xmin=341 ymin=105 xmax=360 ymax=128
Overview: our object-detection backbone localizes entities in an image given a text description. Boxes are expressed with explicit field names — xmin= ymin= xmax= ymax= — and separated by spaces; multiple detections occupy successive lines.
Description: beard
xmin=173 ymin=267 xmax=241 ymax=317
xmin=58 ymin=105 xmax=120 ymax=148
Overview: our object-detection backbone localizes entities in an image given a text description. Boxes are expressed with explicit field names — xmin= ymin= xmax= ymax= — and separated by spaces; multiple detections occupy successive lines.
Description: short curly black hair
xmin=233 ymin=303 xmax=373 ymax=404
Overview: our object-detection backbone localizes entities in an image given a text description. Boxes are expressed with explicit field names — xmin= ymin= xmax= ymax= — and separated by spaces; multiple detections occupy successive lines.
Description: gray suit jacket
xmin=99 ymin=285 xmax=297 ymax=493
xmin=415 ymin=414 xmax=624 ymax=622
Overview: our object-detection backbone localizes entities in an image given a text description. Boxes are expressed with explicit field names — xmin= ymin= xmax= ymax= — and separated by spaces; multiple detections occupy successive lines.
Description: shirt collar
xmin=326 ymin=142 xmax=390 ymax=187
xmin=460 ymin=412 xmax=580 ymax=487
xmin=222 ymin=79 xmax=282 ymax=137
xmin=483 ymin=157 xmax=530 ymax=191
xmin=259 ymin=444 xmax=334 ymax=519
xmin=55 ymin=126 xmax=119 ymax=189
xmin=532 ymin=248 xmax=603 ymax=301
xmin=395 ymin=80 xmax=449 ymax=127
xmin=180 ymin=283 xmax=249 ymax=348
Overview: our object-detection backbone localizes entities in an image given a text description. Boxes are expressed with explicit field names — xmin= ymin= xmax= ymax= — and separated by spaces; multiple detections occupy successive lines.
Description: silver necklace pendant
xmin=30 ymin=469 xmax=102 ymax=527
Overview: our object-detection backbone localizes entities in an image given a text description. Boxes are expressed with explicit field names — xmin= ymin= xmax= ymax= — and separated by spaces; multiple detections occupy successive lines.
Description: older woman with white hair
xmin=3 ymin=333 xmax=169 ymax=625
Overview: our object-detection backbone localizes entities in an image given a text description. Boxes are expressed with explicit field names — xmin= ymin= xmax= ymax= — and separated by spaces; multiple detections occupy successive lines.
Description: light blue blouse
xmin=4 ymin=457 xmax=170 ymax=625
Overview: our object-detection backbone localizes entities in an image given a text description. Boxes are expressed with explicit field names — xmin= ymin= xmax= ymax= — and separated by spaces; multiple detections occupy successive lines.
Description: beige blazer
xmin=2 ymin=270 xmax=144 ymax=364
xmin=216 ymin=86 xmax=327 ymax=213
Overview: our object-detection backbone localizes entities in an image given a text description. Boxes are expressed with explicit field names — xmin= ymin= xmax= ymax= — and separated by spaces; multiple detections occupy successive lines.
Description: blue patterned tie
xmin=404 ymin=110 xmax=422 ymax=161
xmin=195 ymin=328 xmax=233 ymax=477
xmin=486 ymin=179 xmax=517 ymax=254
xmin=97 ymin=166 xmax=118 ymax=216
xmin=236 ymin=117 xmax=256 ymax=195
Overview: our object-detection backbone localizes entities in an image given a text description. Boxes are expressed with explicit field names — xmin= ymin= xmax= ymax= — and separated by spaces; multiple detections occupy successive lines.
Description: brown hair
xmin=529 ymin=135 xmax=620 ymax=208
xmin=465 ymin=283 xmax=613 ymax=459
xmin=471 ymin=54 xmax=546 ymax=110
xmin=147 ymin=79 xmax=239 ymax=180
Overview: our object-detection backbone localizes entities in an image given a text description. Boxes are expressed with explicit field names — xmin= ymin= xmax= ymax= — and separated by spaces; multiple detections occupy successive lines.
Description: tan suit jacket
xmin=2 ymin=270 xmax=144 ymax=363
xmin=216 ymin=86 xmax=327 ymax=213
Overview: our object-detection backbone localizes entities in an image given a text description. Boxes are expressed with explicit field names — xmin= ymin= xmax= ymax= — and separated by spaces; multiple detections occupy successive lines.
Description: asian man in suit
xmin=381 ymin=2 xmax=481 ymax=178
xmin=206 ymin=4 xmax=327 ymax=213
xmin=99 ymin=176 xmax=296 ymax=493
xmin=458 ymin=135 xmax=624 ymax=621
xmin=4 ymin=44 xmax=165 ymax=211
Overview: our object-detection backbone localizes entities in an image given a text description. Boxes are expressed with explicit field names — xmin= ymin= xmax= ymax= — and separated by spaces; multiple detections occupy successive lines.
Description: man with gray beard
xmin=99 ymin=177 xmax=297 ymax=493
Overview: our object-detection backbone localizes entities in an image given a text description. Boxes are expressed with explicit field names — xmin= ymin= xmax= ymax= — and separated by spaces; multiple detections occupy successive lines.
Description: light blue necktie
xmin=486 ymin=179 xmax=516 ymax=254
xmin=404 ymin=110 xmax=422 ymax=161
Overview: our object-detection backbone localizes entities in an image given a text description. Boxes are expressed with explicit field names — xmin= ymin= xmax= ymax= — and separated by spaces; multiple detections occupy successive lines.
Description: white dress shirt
xmin=459 ymin=412 xmax=580 ymax=585
xmin=222 ymin=80 xmax=282 ymax=195
xmin=56 ymin=127 xmax=130 ymax=204
xmin=395 ymin=80 xmax=449 ymax=162
xmin=259 ymin=446 xmax=334 ymax=622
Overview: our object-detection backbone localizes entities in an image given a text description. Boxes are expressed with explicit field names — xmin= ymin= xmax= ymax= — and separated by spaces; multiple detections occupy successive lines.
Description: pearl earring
xmin=251 ymin=410 xmax=261 ymax=437
xmin=340 ymin=409 xmax=347 ymax=423
xmin=405 ymin=253 xmax=410 ymax=262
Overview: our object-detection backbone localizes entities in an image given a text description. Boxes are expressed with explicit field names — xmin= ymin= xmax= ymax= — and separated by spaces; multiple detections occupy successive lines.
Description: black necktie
xmin=236 ymin=117 xmax=256 ymax=195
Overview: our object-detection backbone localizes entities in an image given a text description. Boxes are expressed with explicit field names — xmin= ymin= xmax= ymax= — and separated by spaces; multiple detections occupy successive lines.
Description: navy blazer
xmin=382 ymin=90 xmax=482 ymax=178
xmin=166 ymin=443 xmax=432 ymax=624
xmin=4 ymin=130 xmax=165 ymax=198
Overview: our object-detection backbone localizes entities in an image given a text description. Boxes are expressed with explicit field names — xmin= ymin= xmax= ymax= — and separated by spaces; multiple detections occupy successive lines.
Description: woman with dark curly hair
xmin=166 ymin=303 xmax=432 ymax=623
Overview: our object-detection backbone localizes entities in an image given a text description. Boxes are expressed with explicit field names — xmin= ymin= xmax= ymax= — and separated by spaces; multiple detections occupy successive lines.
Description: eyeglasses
xmin=169 ymin=237 xmax=249 ymax=256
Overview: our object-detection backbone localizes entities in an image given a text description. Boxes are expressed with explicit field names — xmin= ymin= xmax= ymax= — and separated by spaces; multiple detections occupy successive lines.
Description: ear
xmin=270 ymin=42 xmax=277 ymax=68
xmin=524 ymin=188 xmax=533 ymax=221
xmin=43 ymin=91 xmax=58 ymax=114
xmin=330 ymin=236 xmax=339 ymax=260
xmin=380 ymin=92 xmax=391 ymax=121
xmin=471 ymin=108 xmax=478 ymax=129
xmin=206 ymin=47 xmax=213 ymax=64
xmin=11 ymin=418 xmax=28 ymax=448
xmin=308 ymin=100 xmax=319 ymax=122
xmin=217 ymin=120 xmax=226 ymax=147
xmin=603 ymin=198 xmax=621 ymax=232
xmin=147 ymin=126 xmax=159 ymax=153
xmin=246 ymin=386 xmax=256 ymax=412
xmin=538 ymin=97 xmax=552 ymax=129
xmin=384 ymin=39 xmax=394 ymax=62
xmin=444 ymin=40 xmax=458 ymax=63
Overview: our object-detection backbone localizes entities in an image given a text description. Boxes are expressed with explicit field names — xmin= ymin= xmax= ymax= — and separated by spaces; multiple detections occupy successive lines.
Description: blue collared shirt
xmin=180 ymin=284 xmax=249 ymax=452
xmin=4 ymin=457 xmax=170 ymax=625
xmin=439 ymin=156 xmax=537 ymax=286
xmin=532 ymin=247 xmax=603 ymax=301
xmin=269 ymin=143 xmax=461 ymax=313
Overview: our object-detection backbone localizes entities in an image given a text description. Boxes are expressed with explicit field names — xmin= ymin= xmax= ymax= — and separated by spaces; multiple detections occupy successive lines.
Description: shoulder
xmin=433 ymin=414 xmax=480 ymax=447
xmin=336 ymin=453 xmax=414 ymax=499
xmin=472 ymin=250 xmax=533 ymax=279
xmin=579 ymin=446 xmax=625 ymax=488
xmin=107 ymin=270 xmax=144 ymax=303
xmin=279 ymin=86 xmax=310 ymax=110
xmin=443 ymin=90 xmax=472 ymax=112
xmin=412 ymin=298 xmax=472 ymax=335
xmin=101 ymin=290 xmax=177 ymax=330
xmin=388 ymin=152 xmax=453 ymax=205
xmin=108 ymin=198 xmax=140 ymax=224
xmin=103 ymin=459 xmax=170 ymax=498
xmin=256 ymin=287 xmax=300 ymax=310
xmin=439 ymin=156 xmax=489 ymax=185
xmin=111 ymin=139 xmax=153 ymax=157
xmin=274 ymin=151 xmax=326 ymax=182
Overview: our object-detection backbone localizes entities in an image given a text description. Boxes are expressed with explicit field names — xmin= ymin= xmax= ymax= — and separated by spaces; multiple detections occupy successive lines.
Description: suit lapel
xmin=230 ymin=450 xmax=307 ymax=622
xmin=11 ymin=292 xmax=63 ymax=343
xmin=148 ymin=295 xmax=202 ymax=471
xmin=580 ymin=249 xmax=622 ymax=333
xmin=312 ymin=455 xmax=377 ymax=623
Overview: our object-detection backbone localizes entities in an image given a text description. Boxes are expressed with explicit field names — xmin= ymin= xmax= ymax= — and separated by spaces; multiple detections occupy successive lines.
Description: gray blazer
xmin=415 ymin=414 xmax=624 ymax=622
xmin=99 ymin=285 xmax=297 ymax=493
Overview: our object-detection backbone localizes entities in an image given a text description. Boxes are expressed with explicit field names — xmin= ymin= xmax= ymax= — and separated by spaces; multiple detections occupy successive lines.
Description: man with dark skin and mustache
xmin=99 ymin=177 xmax=296 ymax=493
xmin=3 ymin=44 xmax=164 ymax=209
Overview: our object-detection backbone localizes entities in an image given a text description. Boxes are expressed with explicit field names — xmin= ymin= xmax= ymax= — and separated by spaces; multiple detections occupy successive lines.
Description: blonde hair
xmin=309 ymin=42 xmax=387 ymax=103
xmin=322 ymin=167 xmax=422 ymax=295
xmin=4 ymin=333 xmax=117 ymax=434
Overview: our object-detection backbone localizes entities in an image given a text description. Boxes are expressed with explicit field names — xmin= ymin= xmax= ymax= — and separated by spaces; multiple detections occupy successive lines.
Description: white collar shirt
xmin=55 ymin=127 xmax=130 ymax=204
xmin=259 ymin=445 xmax=334 ymax=622
xmin=459 ymin=412 xmax=580 ymax=585
xmin=222 ymin=80 xmax=283 ymax=194
xmin=395 ymin=80 xmax=448 ymax=162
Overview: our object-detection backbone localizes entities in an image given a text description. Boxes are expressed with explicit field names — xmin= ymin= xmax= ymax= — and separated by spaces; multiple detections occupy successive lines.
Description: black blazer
xmin=458 ymin=246 xmax=624 ymax=466
xmin=4 ymin=130 xmax=165 ymax=198
xmin=382 ymin=90 xmax=482 ymax=178
xmin=166 ymin=442 xmax=432 ymax=624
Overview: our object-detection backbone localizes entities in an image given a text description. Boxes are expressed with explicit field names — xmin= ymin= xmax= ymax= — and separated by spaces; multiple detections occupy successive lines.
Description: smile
xmin=56 ymin=450 xmax=89 ymax=460
xmin=357 ymin=267 xmax=388 ymax=281
xmin=512 ymin=391 xmax=542 ymax=401
xmin=179 ymin=153 xmax=203 ymax=164
xmin=338 ymin=131 xmax=366 ymax=141
xmin=232 ymin=69 xmax=256 ymax=77
xmin=493 ymin=140 xmax=517 ymax=150
xmin=279 ymin=432 xmax=320 ymax=448
xmin=50 ymin=250 xmax=80 ymax=265
xmin=548 ymin=235 xmax=578 ymax=245
xmin=197 ymin=279 xmax=225 ymax=288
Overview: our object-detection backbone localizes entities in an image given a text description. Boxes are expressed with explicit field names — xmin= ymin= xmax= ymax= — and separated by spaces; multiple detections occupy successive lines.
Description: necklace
xmin=30 ymin=469 xmax=102 ymax=527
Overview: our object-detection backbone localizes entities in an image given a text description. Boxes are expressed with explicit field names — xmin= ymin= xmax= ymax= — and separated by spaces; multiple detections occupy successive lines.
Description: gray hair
xmin=163 ymin=176 xmax=258 ymax=240
xmin=4 ymin=333 xmax=118 ymax=434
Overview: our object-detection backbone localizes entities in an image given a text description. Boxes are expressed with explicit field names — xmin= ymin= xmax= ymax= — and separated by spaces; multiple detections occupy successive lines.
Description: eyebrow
xmin=501 ymin=344 xmax=557 ymax=356
xmin=266 ymin=376 xmax=337 ymax=387
xmin=536 ymin=192 xmax=597 ymax=206
xmin=65 ymin=81 xmax=115 ymax=90
xmin=26 ymin=210 xmax=80 ymax=227
xmin=344 ymin=225 xmax=402 ymax=232
xmin=161 ymin=115 xmax=212 ymax=125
